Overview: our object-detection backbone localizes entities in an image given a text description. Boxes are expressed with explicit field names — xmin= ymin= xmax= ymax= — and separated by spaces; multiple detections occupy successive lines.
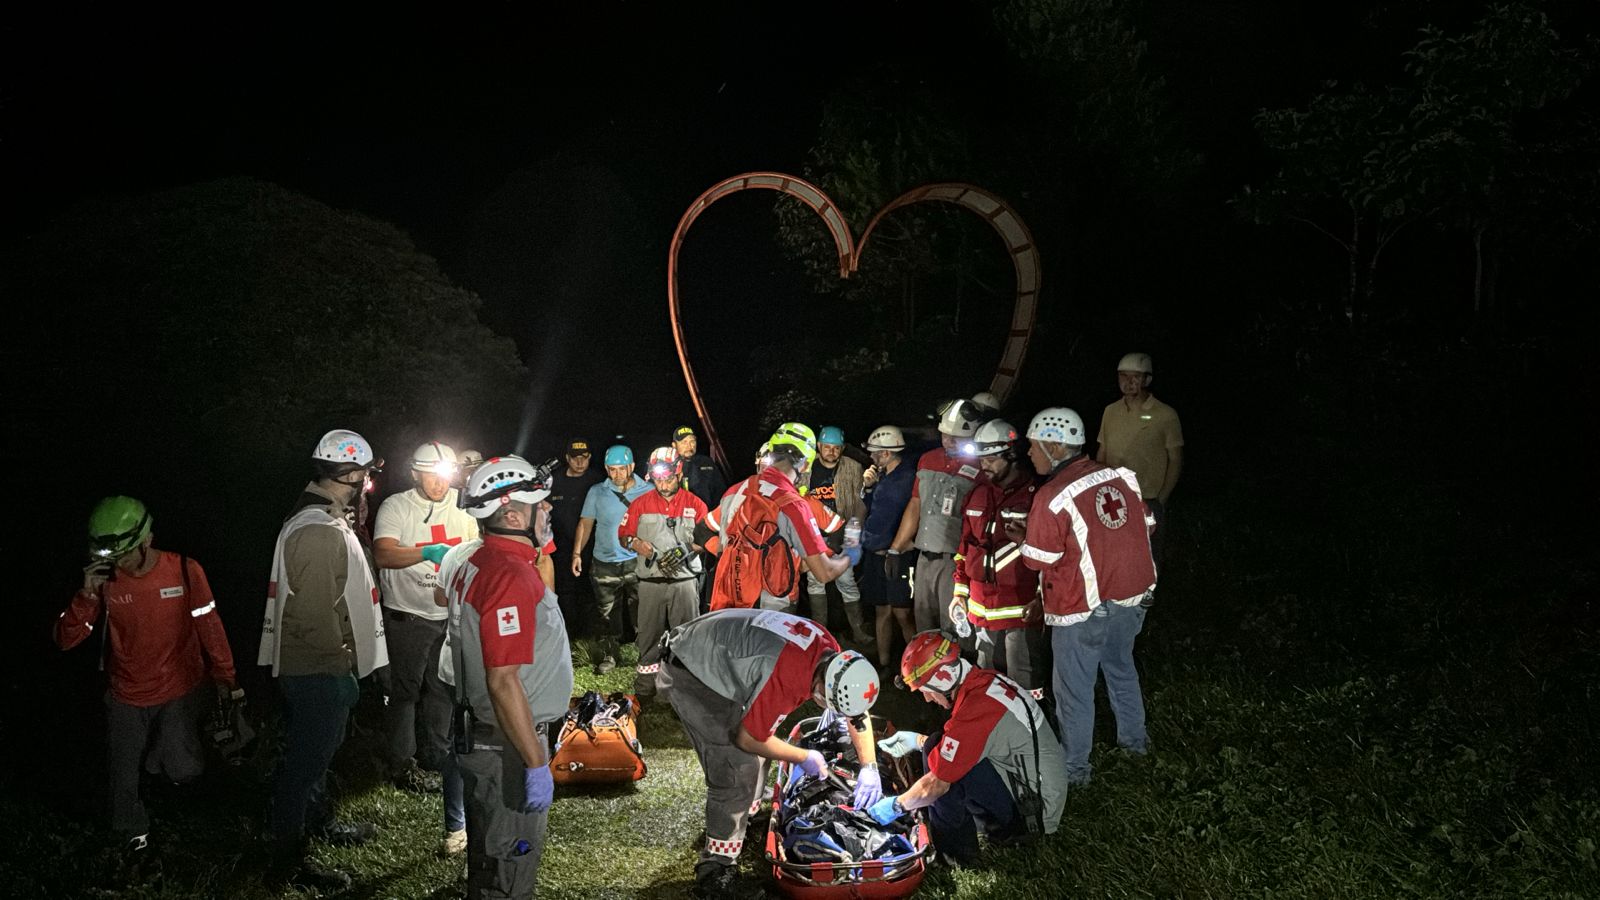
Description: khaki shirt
xmin=279 ymin=483 xmax=358 ymax=676
xmin=1098 ymin=395 xmax=1183 ymax=500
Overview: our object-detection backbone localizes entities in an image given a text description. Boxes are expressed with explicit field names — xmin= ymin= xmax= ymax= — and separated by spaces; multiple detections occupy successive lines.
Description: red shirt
xmin=616 ymin=487 xmax=710 ymax=541
xmin=741 ymin=621 xmax=839 ymax=741
xmin=930 ymin=668 xmax=1015 ymax=783
xmin=461 ymin=535 xmax=547 ymax=668
xmin=55 ymin=551 xmax=237 ymax=706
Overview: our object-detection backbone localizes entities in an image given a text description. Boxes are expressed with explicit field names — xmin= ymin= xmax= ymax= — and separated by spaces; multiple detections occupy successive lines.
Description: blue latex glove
xmin=524 ymin=765 xmax=554 ymax=812
xmin=842 ymin=544 xmax=863 ymax=566
xmin=853 ymin=764 xmax=883 ymax=808
xmin=877 ymin=731 xmax=924 ymax=759
xmin=866 ymin=795 xmax=904 ymax=826
xmin=420 ymin=543 xmax=451 ymax=566
xmin=798 ymin=750 xmax=827 ymax=778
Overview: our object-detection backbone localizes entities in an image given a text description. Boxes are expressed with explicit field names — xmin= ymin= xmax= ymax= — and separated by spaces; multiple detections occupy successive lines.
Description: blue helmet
xmin=603 ymin=445 xmax=634 ymax=467
xmin=818 ymin=426 xmax=845 ymax=447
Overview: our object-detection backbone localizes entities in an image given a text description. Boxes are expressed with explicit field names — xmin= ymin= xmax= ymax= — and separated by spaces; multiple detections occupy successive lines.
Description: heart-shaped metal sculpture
xmin=668 ymin=172 xmax=1041 ymax=471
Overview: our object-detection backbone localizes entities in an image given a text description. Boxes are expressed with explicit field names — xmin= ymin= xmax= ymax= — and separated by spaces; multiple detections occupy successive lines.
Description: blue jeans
xmin=1050 ymin=602 xmax=1147 ymax=783
xmin=271 ymin=673 xmax=359 ymax=840
xmin=444 ymin=751 xmax=466 ymax=833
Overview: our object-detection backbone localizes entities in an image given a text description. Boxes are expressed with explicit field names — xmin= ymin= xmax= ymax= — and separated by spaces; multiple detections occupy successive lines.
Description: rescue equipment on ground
xmin=763 ymin=713 xmax=931 ymax=898
xmin=550 ymin=691 xmax=647 ymax=785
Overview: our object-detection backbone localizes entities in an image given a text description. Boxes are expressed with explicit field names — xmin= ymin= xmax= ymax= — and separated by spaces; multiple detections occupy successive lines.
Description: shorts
xmin=858 ymin=551 xmax=912 ymax=609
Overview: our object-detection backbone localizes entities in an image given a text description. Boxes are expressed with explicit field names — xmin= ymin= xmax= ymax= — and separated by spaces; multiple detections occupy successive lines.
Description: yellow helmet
xmin=767 ymin=422 xmax=817 ymax=467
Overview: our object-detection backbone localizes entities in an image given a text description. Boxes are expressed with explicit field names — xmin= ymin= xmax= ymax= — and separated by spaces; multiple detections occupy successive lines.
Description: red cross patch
xmin=496 ymin=606 xmax=521 ymax=636
xmin=1095 ymin=485 xmax=1129 ymax=529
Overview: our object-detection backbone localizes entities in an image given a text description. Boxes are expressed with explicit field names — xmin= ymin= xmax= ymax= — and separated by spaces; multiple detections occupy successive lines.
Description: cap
xmin=672 ymin=426 xmax=696 ymax=441
xmin=565 ymin=440 xmax=591 ymax=456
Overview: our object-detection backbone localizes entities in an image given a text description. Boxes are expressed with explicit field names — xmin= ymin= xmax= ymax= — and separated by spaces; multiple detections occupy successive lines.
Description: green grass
xmin=5 ymin=473 xmax=1597 ymax=898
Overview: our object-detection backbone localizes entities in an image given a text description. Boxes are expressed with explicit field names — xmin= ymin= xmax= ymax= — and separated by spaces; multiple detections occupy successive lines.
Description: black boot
xmin=266 ymin=838 xmax=352 ymax=892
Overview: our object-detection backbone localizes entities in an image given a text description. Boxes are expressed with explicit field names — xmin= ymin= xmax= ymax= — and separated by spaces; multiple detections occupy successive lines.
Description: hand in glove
xmin=798 ymin=749 xmax=828 ymax=778
xmin=524 ymin=765 xmax=555 ymax=812
xmin=420 ymin=543 xmax=451 ymax=566
xmin=866 ymin=795 xmax=905 ymax=826
xmin=853 ymin=764 xmax=883 ymax=808
xmin=877 ymin=731 xmax=924 ymax=758
xmin=842 ymin=544 xmax=862 ymax=567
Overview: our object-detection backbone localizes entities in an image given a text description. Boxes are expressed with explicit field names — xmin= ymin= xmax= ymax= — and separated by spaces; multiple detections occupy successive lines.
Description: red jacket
xmin=1020 ymin=457 xmax=1156 ymax=624
xmin=55 ymin=551 xmax=238 ymax=706
xmin=954 ymin=473 xmax=1042 ymax=631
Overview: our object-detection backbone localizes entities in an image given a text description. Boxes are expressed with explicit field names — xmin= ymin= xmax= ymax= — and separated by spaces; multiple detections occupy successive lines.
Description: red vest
xmin=954 ymin=475 xmax=1041 ymax=630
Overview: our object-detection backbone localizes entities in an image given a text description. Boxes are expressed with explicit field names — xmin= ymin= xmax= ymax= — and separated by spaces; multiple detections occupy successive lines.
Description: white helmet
xmin=937 ymin=399 xmax=984 ymax=438
xmin=459 ymin=449 xmax=485 ymax=469
xmin=314 ymin=429 xmax=375 ymax=467
xmin=461 ymin=455 xmax=551 ymax=519
xmin=1117 ymin=352 xmax=1153 ymax=375
xmin=971 ymin=391 xmax=1001 ymax=414
xmin=1026 ymin=407 xmax=1087 ymax=446
xmin=411 ymin=441 xmax=459 ymax=476
xmin=864 ymin=425 xmax=905 ymax=452
xmin=820 ymin=650 xmax=880 ymax=717
xmin=967 ymin=418 xmax=1019 ymax=458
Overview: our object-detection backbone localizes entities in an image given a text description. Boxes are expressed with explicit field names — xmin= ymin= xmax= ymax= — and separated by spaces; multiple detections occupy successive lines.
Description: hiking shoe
xmin=122 ymin=833 xmax=149 ymax=853
xmin=595 ymin=656 xmax=616 ymax=675
xmin=393 ymin=762 xmax=442 ymax=793
xmin=289 ymin=859 xmax=352 ymax=892
xmin=693 ymin=862 xmax=739 ymax=899
xmin=440 ymin=828 xmax=467 ymax=856
xmin=316 ymin=821 xmax=377 ymax=846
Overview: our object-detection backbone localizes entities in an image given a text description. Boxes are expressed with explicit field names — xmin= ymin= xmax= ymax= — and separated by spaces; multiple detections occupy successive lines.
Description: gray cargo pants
xmin=105 ymin=682 xmax=209 ymax=839
xmin=912 ymin=551 xmax=958 ymax=634
xmin=657 ymin=658 xmax=768 ymax=870
xmin=633 ymin=578 xmax=699 ymax=695
xmin=457 ymin=723 xmax=550 ymax=900
xmin=975 ymin=626 xmax=1045 ymax=692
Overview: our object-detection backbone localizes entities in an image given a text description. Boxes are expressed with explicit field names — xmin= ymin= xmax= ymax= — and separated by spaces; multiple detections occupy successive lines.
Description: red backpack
xmin=711 ymin=478 xmax=810 ymax=610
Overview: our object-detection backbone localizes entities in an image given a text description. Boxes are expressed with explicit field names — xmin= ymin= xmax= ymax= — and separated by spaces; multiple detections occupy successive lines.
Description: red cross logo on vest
xmin=1095 ymin=485 xmax=1129 ymax=529
xmin=998 ymin=678 xmax=1019 ymax=701
xmin=416 ymin=524 xmax=462 ymax=570
xmin=785 ymin=620 xmax=813 ymax=639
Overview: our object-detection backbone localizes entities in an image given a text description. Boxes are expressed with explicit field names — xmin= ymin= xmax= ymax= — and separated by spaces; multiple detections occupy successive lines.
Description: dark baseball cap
xmin=672 ymin=426 xmax=696 ymax=441
xmin=565 ymin=440 xmax=591 ymax=456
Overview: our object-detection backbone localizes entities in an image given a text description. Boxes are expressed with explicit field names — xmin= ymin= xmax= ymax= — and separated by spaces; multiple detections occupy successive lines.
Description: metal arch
xmin=669 ymin=172 xmax=1042 ymax=476
xmin=854 ymin=182 xmax=1041 ymax=407
xmin=667 ymin=172 xmax=857 ymax=474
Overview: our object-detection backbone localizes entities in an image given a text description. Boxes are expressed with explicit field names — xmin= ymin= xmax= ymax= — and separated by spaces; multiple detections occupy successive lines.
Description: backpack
xmin=712 ymin=478 xmax=810 ymax=610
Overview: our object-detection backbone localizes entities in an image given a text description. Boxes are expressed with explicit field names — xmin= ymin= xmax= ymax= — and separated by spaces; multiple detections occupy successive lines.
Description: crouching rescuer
xmin=440 ymin=456 xmax=574 ymax=900
xmin=869 ymin=631 xmax=1068 ymax=867
xmin=653 ymin=608 xmax=882 ymax=898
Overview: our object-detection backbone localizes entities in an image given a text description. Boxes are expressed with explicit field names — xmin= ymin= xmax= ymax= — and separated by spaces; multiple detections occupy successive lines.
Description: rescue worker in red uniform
xmin=951 ymin=419 xmax=1045 ymax=698
xmin=1017 ymin=407 xmax=1157 ymax=785
xmin=887 ymin=399 xmax=985 ymax=639
xmin=654 ymin=608 xmax=881 ymax=899
xmin=618 ymin=446 xmax=709 ymax=697
xmin=867 ymin=632 xmax=1067 ymax=867
xmin=54 ymin=496 xmax=240 ymax=855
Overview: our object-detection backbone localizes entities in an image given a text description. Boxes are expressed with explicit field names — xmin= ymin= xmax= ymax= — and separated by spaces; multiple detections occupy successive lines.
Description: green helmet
xmin=768 ymin=422 xmax=818 ymax=467
xmin=88 ymin=496 xmax=152 ymax=560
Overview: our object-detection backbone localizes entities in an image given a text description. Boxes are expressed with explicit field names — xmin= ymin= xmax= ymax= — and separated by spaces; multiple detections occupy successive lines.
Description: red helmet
xmin=897 ymin=631 xmax=960 ymax=691
xmin=647 ymin=446 xmax=683 ymax=481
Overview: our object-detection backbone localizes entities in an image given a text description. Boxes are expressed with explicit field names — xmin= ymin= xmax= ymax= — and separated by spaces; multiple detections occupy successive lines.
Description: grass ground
xmin=3 ymin=458 xmax=1596 ymax=898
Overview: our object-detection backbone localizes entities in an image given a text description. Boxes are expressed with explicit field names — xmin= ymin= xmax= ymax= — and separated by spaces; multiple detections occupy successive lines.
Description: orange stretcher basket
xmin=550 ymin=693 xmax=648 ymax=785
xmin=762 ymin=715 xmax=931 ymax=899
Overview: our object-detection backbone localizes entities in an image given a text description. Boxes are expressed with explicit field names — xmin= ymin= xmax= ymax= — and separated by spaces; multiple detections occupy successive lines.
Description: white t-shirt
xmin=374 ymin=487 xmax=480 ymax=620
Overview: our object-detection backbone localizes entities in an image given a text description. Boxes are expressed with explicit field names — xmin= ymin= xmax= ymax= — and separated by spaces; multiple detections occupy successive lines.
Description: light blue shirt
xmin=580 ymin=475 xmax=654 ymax=563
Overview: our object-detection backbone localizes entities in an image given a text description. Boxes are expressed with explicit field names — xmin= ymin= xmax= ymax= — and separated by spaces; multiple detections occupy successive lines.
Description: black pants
xmin=271 ymin=673 xmax=359 ymax=841
xmin=381 ymin=608 xmax=452 ymax=771
xmin=922 ymin=726 xmax=1021 ymax=865
xmin=105 ymin=682 xmax=209 ymax=839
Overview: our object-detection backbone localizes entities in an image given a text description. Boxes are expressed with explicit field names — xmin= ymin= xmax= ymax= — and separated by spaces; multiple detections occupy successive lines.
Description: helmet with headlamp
xmin=411 ymin=441 xmax=459 ymax=478
xmin=964 ymin=418 xmax=1019 ymax=458
xmin=88 ymin=496 xmax=152 ymax=560
xmin=647 ymin=446 xmax=683 ymax=481
xmin=460 ymin=456 xmax=552 ymax=519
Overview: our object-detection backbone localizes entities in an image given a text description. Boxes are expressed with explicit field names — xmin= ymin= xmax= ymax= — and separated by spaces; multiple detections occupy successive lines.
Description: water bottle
xmin=843 ymin=517 xmax=862 ymax=549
